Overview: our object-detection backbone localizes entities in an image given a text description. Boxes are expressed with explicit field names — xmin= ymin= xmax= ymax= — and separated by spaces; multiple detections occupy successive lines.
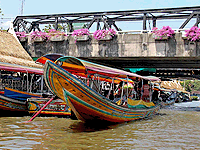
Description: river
xmin=0 ymin=108 xmax=200 ymax=150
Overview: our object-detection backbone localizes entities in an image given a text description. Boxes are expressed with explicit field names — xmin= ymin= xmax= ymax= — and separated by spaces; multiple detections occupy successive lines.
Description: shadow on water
xmin=66 ymin=113 xmax=164 ymax=133
xmin=0 ymin=110 xmax=29 ymax=117
xmin=67 ymin=120 xmax=125 ymax=133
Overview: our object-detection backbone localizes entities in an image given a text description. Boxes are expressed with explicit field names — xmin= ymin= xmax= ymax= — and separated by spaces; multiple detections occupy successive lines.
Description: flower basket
xmin=154 ymin=35 xmax=168 ymax=40
xmin=74 ymin=35 xmax=89 ymax=41
xmin=98 ymin=34 xmax=112 ymax=41
xmin=152 ymin=26 xmax=174 ymax=40
xmin=49 ymin=35 xmax=65 ymax=41
xmin=93 ymin=28 xmax=116 ymax=41
xmin=34 ymin=37 xmax=44 ymax=42
xmin=15 ymin=32 xmax=27 ymax=42
xmin=184 ymin=26 xmax=200 ymax=41
xmin=47 ymin=29 xmax=67 ymax=41
xmin=30 ymin=31 xmax=49 ymax=42
xmin=19 ymin=37 xmax=27 ymax=42
xmin=72 ymin=29 xmax=90 ymax=43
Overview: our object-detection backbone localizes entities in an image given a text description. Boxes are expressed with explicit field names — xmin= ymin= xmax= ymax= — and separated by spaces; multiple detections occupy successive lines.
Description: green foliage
xmin=43 ymin=24 xmax=69 ymax=32
xmin=42 ymin=23 xmax=88 ymax=33
xmin=180 ymin=80 xmax=200 ymax=92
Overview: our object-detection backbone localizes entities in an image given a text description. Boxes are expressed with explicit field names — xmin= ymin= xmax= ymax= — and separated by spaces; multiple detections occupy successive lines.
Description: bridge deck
xmin=80 ymin=57 xmax=200 ymax=69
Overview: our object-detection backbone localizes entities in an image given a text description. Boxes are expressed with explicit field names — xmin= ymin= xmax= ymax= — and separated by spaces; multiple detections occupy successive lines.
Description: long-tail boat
xmin=43 ymin=56 xmax=161 ymax=123
xmin=0 ymin=62 xmax=43 ymax=113
xmin=0 ymin=61 xmax=70 ymax=116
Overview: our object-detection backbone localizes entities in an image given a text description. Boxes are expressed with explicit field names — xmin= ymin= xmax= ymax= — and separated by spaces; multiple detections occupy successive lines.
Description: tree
xmin=43 ymin=24 xmax=69 ymax=32
xmin=181 ymin=80 xmax=200 ymax=92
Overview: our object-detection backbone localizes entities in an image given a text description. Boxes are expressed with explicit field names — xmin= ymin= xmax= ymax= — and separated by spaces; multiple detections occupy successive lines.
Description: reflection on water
xmin=0 ymin=109 xmax=200 ymax=150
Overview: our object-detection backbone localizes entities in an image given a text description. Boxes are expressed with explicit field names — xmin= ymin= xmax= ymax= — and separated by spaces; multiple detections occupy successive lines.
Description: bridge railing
xmin=17 ymin=28 xmax=190 ymax=36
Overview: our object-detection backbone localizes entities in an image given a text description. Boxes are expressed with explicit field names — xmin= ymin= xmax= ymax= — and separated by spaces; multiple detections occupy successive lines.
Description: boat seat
xmin=127 ymin=98 xmax=155 ymax=109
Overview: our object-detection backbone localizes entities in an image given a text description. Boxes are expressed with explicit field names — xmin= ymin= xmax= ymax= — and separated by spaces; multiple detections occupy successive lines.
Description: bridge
xmin=13 ymin=6 xmax=200 ymax=32
xmin=13 ymin=6 xmax=200 ymax=79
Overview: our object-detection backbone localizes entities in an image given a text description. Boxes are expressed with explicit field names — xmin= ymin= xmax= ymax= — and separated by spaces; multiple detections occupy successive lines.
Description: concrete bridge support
xmin=21 ymin=32 xmax=200 ymax=59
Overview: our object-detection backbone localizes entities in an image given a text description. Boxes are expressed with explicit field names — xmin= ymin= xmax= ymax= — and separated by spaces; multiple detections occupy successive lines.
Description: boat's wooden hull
xmin=3 ymin=87 xmax=42 ymax=101
xmin=44 ymin=61 xmax=160 ymax=123
xmin=0 ymin=94 xmax=27 ymax=112
xmin=27 ymin=98 xmax=71 ymax=116
xmin=0 ymin=87 xmax=41 ymax=113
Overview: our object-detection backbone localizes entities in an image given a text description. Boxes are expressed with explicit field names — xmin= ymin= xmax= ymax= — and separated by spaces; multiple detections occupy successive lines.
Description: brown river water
xmin=0 ymin=108 xmax=200 ymax=150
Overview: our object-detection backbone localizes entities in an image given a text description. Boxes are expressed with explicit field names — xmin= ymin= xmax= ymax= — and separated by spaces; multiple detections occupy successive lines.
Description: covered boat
xmin=0 ymin=62 xmax=44 ymax=113
xmin=43 ymin=56 xmax=161 ymax=123
xmin=0 ymin=61 xmax=71 ymax=116
xmin=0 ymin=31 xmax=70 ymax=116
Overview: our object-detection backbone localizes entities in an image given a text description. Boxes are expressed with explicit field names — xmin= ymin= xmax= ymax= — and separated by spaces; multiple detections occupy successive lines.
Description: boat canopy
xmin=36 ymin=53 xmax=64 ymax=65
xmin=54 ymin=56 xmax=160 ymax=81
xmin=0 ymin=62 xmax=43 ymax=75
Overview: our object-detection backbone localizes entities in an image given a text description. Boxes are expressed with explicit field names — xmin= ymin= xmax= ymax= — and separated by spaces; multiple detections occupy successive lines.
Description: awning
xmin=0 ymin=62 xmax=43 ymax=75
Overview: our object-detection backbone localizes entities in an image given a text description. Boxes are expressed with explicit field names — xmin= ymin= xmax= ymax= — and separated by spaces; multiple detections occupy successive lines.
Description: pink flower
xmin=152 ymin=26 xmax=174 ymax=39
xmin=15 ymin=32 xmax=27 ymax=39
xmin=72 ymin=29 xmax=90 ymax=36
xmin=47 ymin=29 xmax=67 ymax=37
xmin=185 ymin=26 xmax=200 ymax=41
xmin=93 ymin=28 xmax=116 ymax=40
xmin=30 ymin=31 xmax=49 ymax=41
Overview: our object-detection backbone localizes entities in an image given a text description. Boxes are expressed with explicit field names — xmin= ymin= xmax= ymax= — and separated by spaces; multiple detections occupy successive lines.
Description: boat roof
xmin=55 ymin=56 xmax=160 ymax=81
xmin=0 ymin=61 xmax=43 ymax=75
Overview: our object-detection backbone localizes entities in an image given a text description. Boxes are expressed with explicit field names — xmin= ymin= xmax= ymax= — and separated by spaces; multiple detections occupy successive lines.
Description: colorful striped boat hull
xmin=0 ymin=87 xmax=41 ymax=113
xmin=44 ymin=61 xmax=160 ymax=123
xmin=0 ymin=94 xmax=27 ymax=112
xmin=27 ymin=98 xmax=71 ymax=116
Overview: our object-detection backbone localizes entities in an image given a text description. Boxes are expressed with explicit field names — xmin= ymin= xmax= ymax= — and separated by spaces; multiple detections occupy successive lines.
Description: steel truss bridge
xmin=13 ymin=6 xmax=200 ymax=33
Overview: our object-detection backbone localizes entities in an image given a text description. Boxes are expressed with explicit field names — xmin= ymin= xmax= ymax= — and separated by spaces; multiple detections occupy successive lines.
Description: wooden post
xmin=24 ymin=96 xmax=56 ymax=123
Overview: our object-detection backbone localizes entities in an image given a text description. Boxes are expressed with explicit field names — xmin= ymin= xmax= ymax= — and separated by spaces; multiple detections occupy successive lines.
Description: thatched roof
xmin=0 ymin=30 xmax=42 ymax=68
xmin=160 ymin=80 xmax=189 ymax=93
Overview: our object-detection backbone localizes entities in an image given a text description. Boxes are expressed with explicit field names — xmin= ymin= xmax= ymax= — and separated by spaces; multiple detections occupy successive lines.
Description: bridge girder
xmin=79 ymin=57 xmax=200 ymax=79
xmin=13 ymin=6 xmax=200 ymax=33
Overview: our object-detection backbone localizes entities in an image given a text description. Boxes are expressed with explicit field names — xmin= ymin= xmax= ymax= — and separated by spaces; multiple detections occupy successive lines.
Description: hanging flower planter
xmin=49 ymin=35 xmax=65 ymax=41
xmin=93 ymin=28 xmax=116 ymax=41
xmin=33 ymin=36 xmax=44 ymax=42
xmin=152 ymin=26 xmax=174 ymax=40
xmin=15 ymin=32 xmax=27 ymax=42
xmin=72 ymin=28 xmax=90 ymax=43
xmin=30 ymin=31 xmax=49 ymax=42
xmin=98 ymin=34 xmax=112 ymax=41
xmin=47 ymin=29 xmax=67 ymax=41
xmin=33 ymin=37 xmax=44 ymax=42
xmin=74 ymin=34 xmax=89 ymax=41
xmin=184 ymin=26 xmax=200 ymax=41
xmin=19 ymin=37 xmax=27 ymax=42
xmin=153 ymin=35 xmax=168 ymax=40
